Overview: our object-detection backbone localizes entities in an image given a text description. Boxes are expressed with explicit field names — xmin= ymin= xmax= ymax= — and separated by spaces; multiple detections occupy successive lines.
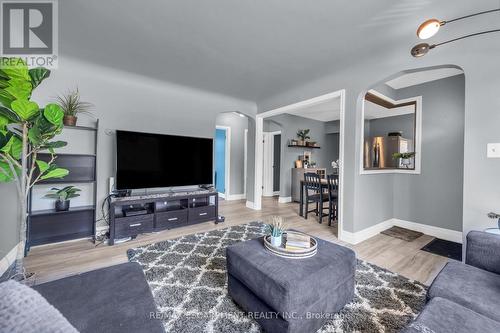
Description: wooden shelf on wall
xmin=287 ymin=145 xmax=321 ymax=149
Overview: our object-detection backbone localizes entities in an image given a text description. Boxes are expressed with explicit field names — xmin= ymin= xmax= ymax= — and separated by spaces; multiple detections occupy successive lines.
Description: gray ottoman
xmin=226 ymin=235 xmax=355 ymax=333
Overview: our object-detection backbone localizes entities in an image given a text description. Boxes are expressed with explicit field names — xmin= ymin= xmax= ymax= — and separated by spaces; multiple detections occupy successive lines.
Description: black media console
xmin=108 ymin=189 xmax=218 ymax=245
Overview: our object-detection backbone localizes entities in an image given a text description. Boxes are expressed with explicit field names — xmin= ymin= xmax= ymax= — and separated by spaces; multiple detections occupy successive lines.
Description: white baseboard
xmin=226 ymin=194 xmax=246 ymax=201
xmin=0 ymin=242 xmax=21 ymax=278
xmin=278 ymin=196 xmax=292 ymax=203
xmin=246 ymin=201 xmax=260 ymax=210
xmin=218 ymin=192 xmax=226 ymax=199
xmin=391 ymin=218 xmax=462 ymax=243
xmin=341 ymin=218 xmax=463 ymax=245
xmin=341 ymin=220 xmax=393 ymax=244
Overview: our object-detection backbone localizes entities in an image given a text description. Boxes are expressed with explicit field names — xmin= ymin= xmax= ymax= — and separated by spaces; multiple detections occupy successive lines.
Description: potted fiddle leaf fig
xmin=0 ymin=57 xmax=69 ymax=278
xmin=44 ymin=186 xmax=81 ymax=211
xmin=392 ymin=152 xmax=416 ymax=168
xmin=56 ymin=88 xmax=94 ymax=126
xmin=296 ymin=129 xmax=310 ymax=146
xmin=265 ymin=216 xmax=287 ymax=247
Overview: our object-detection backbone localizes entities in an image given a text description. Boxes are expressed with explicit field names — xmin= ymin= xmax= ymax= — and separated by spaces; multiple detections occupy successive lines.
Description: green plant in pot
xmin=45 ymin=186 xmax=81 ymax=211
xmin=392 ymin=152 xmax=416 ymax=168
xmin=56 ymin=88 xmax=94 ymax=126
xmin=0 ymin=57 xmax=69 ymax=278
xmin=296 ymin=129 xmax=310 ymax=146
xmin=265 ymin=216 xmax=287 ymax=247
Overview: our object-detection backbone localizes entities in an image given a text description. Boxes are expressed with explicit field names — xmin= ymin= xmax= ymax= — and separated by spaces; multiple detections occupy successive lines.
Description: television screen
xmin=116 ymin=130 xmax=213 ymax=190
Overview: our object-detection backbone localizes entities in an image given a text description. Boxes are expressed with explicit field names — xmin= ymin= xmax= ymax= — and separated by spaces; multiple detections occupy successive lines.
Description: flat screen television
xmin=115 ymin=130 xmax=213 ymax=190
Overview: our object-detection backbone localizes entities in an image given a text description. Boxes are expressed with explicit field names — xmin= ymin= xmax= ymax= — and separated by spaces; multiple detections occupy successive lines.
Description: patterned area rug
xmin=127 ymin=222 xmax=427 ymax=332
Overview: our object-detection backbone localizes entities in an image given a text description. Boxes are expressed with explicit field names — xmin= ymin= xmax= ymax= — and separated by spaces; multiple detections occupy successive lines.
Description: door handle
xmin=199 ymin=212 xmax=208 ymax=216
xmin=129 ymin=223 xmax=142 ymax=227
xmin=168 ymin=217 xmax=178 ymax=221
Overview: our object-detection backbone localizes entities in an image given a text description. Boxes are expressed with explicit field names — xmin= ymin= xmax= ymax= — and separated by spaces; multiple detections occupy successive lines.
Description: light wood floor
xmin=25 ymin=197 xmax=448 ymax=285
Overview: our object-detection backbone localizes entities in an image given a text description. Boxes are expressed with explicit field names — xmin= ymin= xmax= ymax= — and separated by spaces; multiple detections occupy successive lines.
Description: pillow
xmin=0 ymin=280 xmax=79 ymax=333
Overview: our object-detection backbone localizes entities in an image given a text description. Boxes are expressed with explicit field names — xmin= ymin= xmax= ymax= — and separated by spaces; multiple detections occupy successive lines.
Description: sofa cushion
xmin=0 ymin=280 xmax=78 ymax=333
xmin=401 ymin=297 xmax=500 ymax=333
xmin=34 ymin=262 xmax=164 ymax=333
xmin=226 ymin=235 xmax=356 ymax=315
xmin=428 ymin=260 xmax=500 ymax=322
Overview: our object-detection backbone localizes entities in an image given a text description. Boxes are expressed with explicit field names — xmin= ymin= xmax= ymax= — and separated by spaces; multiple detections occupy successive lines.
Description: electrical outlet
xmin=487 ymin=143 xmax=500 ymax=158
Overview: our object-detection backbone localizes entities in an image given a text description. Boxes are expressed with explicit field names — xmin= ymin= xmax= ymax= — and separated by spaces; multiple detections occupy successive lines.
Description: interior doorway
xmin=254 ymin=89 xmax=346 ymax=240
xmin=273 ymin=133 xmax=281 ymax=194
xmin=262 ymin=131 xmax=281 ymax=197
xmin=215 ymin=126 xmax=230 ymax=198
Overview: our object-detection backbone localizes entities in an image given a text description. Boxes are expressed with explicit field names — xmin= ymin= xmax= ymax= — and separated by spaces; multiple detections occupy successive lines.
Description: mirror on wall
xmin=362 ymin=89 xmax=417 ymax=171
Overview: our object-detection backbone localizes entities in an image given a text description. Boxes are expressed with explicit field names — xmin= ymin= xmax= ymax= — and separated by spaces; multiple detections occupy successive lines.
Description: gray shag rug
xmin=128 ymin=222 xmax=427 ymax=332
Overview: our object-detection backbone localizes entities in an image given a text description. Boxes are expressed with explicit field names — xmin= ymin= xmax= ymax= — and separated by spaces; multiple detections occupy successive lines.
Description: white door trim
xmin=262 ymin=132 xmax=273 ymax=196
xmin=244 ymin=129 xmax=248 ymax=199
xmin=254 ymin=89 xmax=346 ymax=241
xmin=216 ymin=125 xmax=231 ymax=198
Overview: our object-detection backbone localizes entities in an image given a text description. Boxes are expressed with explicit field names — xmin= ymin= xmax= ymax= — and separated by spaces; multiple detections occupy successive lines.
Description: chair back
xmin=304 ymin=172 xmax=321 ymax=192
xmin=327 ymin=174 xmax=339 ymax=195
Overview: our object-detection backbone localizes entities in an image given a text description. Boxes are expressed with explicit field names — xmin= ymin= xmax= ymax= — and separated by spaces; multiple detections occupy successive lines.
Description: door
xmin=215 ymin=128 xmax=226 ymax=194
xmin=273 ymin=134 xmax=281 ymax=192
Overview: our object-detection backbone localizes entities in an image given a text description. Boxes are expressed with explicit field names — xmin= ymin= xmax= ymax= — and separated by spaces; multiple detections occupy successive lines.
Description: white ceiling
xmin=364 ymin=100 xmax=415 ymax=120
xmin=385 ymin=68 xmax=464 ymax=90
xmin=285 ymin=96 xmax=341 ymax=122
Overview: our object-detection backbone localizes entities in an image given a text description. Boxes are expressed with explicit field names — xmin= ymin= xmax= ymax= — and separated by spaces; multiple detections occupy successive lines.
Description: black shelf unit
xmin=26 ymin=121 xmax=99 ymax=251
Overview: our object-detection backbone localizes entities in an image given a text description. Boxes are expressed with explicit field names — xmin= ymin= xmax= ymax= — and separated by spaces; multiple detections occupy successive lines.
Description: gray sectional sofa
xmin=1 ymin=262 xmax=164 ymax=333
xmin=403 ymin=231 xmax=500 ymax=333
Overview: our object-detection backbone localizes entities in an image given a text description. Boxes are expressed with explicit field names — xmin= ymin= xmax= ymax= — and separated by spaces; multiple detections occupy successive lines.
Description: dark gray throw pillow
xmin=0 ymin=280 xmax=79 ymax=333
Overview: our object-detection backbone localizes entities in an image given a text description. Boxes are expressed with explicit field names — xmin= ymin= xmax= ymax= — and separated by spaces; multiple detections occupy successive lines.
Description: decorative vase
xmin=297 ymin=139 xmax=304 ymax=146
xmin=55 ymin=199 xmax=70 ymax=211
xmin=401 ymin=158 xmax=411 ymax=168
xmin=271 ymin=234 xmax=282 ymax=247
xmin=63 ymin=115 xmax=77 ymax=126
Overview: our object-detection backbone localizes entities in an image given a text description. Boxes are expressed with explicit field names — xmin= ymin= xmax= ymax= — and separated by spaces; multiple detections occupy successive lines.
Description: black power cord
xmin=93 ymin=193 xmax=115 ymax=246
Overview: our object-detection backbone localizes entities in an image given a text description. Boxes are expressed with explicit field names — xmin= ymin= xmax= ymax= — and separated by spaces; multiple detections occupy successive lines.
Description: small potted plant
xmin=56 ymin=88 xmax=94 ymax=126
xmin=44 ymin=186 xmax=81 ymax=211
xmin=296 ymin=129 xmax=310 ymax=146
xmin=265 ymin=216 xmax=287 ymax=247
xmin=392 ymin=152 xmax=416 ymax=168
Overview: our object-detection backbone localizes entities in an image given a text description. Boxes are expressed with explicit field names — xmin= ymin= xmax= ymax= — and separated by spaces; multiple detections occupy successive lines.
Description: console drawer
xmin=155 ymin=210 xmax=188 ymax=230
xmin=115 ymin=214 xmax=154 ymax=238
xmin=189 ymin=206 xmax=216 ymax=222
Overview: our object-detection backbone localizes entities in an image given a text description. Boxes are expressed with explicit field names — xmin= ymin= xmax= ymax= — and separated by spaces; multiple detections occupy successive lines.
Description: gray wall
xmin=264 ymin=114 xmax=334 ymax=198
xmin=368 ymin=114 xmax=414 ymax=142
xmin=0 ymin=184 xmax=19 ymax=262
xmin=216 ymin=112 xmax=248 ymax=196
xmin=393 ymin=75 xmax=465 ymax=231
xmin=18 ymin=57 xmax=256 ymax=236
xmin=325 ymin=120 xmax=340 ymax=134
xmin=325 ymin=133 xmax=340 ymax=173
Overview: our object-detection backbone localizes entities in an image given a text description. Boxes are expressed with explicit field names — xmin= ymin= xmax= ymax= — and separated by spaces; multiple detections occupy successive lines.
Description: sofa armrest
xmin=466 ymin=231 xmax=500 ymax=275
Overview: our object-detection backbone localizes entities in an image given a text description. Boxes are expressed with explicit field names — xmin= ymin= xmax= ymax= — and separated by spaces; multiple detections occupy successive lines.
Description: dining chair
xmin=304 ymin=172 xmax=329 ymax=223
xmin=326 ymin=174 xmax=339 ymax=226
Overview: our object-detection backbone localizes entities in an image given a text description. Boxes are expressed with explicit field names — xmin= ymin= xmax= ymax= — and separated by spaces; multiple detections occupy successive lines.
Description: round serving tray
xmin=263 ymin=231 xmax=317 ymax=259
